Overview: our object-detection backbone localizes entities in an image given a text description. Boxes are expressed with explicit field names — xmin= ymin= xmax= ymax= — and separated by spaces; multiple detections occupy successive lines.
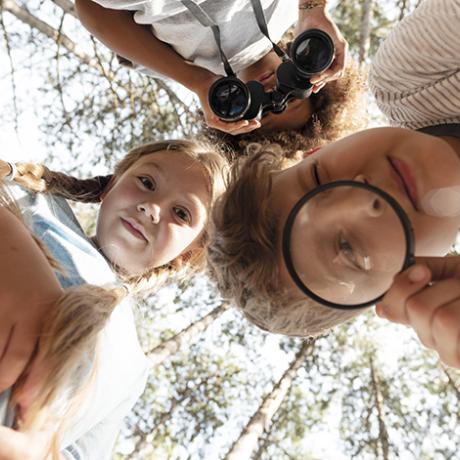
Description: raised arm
xmin=75 ymin=0 xmax=213 ymax=91
xmin=0 ymin=203 xmax=62 ymax=394
xmin=75 ymin=0 xmax=261 ymax=134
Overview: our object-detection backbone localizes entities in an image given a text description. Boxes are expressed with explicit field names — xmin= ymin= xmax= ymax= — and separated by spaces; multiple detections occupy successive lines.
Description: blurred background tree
xmin=1 ymin=1 xmax=459 ymax=459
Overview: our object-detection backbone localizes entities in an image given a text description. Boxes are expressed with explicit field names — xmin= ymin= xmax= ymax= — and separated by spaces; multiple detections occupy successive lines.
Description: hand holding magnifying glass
xmin=376 ymin=257 xmax=460 ymax=369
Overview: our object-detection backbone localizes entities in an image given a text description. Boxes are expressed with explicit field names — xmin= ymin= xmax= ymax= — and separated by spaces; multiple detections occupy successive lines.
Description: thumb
xmin=414 ymin=255 xmax=460 ymax=281
xmin=376 ymin=264 xmax=431 ymax=323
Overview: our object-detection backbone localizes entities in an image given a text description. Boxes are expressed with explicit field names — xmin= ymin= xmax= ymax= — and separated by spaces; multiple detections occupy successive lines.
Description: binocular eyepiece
xmin=208 ymin=29 xmax=335 ymax=122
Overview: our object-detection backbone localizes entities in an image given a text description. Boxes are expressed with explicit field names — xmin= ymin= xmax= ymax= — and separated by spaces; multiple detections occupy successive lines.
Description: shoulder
xmin=369 ymin=0 xmax=460 ymax=128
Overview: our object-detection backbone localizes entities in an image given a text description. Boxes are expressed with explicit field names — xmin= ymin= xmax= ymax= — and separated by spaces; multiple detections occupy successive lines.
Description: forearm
xmin=75 ymin=0 xmax=213 ymax=92
xmin=298 ymin=0 xmax=329 ymax=21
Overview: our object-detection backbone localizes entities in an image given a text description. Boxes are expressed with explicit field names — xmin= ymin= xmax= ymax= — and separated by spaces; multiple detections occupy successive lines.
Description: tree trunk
xmin=369 ymin=356 xmax=389 ymax=460
xmin=224 ymin=340 xmax=314 ymax=460
xmin=358 ymin=0 xmax=373 ymax=64
xmin=146 ymin=303 xmax=230 ymax=367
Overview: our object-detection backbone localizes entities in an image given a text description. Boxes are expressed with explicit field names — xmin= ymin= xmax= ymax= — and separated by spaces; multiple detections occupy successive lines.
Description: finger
xmin=314 ymin=60 xmax=343 ymax=83
xmin=431 ymin=301 xmax=460 ymax=368
xmin=414 ymin=256 xmax=460 ymax=281
xmin=0 ymin=324 xmax=38 ymax=392
xmin=375 ymin=264 xmax=431 ymax=324
xmin=406 ymin=278 xmax=460 ymax=349
xmin=311 ymin=81 xmax=326 ymax=94
xmin=209 ymin=117 xmax=252 ymax=130
xmin=228 ymin=120 xmax=261 ymax=135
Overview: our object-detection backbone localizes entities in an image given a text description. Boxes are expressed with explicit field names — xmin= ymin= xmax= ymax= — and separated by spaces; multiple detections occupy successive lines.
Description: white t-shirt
xmin=92 ymin=0 xmax=298 ymax=75
xmin=1 ymin=185 xmax=149 ymax=460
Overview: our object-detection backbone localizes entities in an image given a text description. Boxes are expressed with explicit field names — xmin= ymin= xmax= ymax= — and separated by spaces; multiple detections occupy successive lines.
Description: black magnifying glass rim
xmin=282 ymin=180 xmax=415 ymax=310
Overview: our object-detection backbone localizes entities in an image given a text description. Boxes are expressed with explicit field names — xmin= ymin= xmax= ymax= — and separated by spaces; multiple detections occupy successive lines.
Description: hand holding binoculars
xmin=208 ymin=29 xmax=335 ymax=122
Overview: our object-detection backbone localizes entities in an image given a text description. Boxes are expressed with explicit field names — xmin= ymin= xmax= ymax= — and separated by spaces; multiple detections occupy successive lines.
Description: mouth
xmin=388 ymin=157 xmax=419 ymax=210
xmin=121 ymin=218 xmax=148 ymax=242
xmin=258 ymin=71 xmax=274 ymax=82
xmin=257 ymin=71 xmax=276 ymax=91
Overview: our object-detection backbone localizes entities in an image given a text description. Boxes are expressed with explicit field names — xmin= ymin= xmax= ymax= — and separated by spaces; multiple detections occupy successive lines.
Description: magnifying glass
xmin=282 ymin=181 xmax=415 ymax=310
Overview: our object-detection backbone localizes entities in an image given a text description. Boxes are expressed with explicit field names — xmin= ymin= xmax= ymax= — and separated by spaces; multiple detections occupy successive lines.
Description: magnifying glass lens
xmin=283 ymin=182 xmax=414 ymax=309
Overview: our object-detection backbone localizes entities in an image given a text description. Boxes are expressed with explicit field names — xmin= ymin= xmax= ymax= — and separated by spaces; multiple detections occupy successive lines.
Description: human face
xmin=237 ymin=50 xmax=313 ymax=131
xmin=95 ymin=151 xmax=210 ymax=275
xmin=271 ymin=127 xmax=460 ymax=297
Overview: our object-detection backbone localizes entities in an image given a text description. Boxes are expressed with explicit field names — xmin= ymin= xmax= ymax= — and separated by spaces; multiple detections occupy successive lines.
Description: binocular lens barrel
xmin=208 ymin=78 xmax=251 ymax=121
xmin=291 ymin=29 xmax=335 ymax=77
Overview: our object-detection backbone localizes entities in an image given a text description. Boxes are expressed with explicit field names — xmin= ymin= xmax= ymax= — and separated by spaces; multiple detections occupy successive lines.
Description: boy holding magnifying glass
xmin=208 ymin=0 xmax=460 ymax=368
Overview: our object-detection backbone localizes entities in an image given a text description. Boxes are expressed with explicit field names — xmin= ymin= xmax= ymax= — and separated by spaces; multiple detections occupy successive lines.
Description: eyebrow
xmin=140 ymin=161 xmax=164 ymax=174
xmin=141 ymin=161 xmax=209 ymax=222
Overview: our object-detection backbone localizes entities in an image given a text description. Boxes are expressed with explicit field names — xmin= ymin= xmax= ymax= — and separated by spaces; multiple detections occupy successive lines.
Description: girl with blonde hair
xmin=0 ymin=139 xmax=228 ymax=459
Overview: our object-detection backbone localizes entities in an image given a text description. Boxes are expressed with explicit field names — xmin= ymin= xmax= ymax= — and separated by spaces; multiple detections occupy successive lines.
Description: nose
xmin=351 ymin=174 xmax=385 ymax=218
xmin=137 ymin=202 xmax=161 ymax=224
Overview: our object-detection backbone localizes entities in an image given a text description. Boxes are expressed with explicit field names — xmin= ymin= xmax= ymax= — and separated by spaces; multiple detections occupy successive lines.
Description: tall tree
xmin=224 ymin=340 xmax=315 ymax=460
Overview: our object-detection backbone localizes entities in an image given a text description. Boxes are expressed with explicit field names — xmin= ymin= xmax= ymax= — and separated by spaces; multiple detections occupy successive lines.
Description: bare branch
xmin=49 ymin=0 xmax=77 ymax=19
xmin=0 ymin=5 xmax=19 ymax=132
xmin=2 ymin=0 xmax=108 ymax=75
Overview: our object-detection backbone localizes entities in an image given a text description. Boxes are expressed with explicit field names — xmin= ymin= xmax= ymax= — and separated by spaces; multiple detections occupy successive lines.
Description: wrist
xmin=185 ymin=66 xmax=219 ymax=96
xmin=298 ymin=0 xmax=327 ymax=10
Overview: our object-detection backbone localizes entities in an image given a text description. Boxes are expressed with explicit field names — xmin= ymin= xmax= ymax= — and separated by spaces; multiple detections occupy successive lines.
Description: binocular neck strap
xmin=180 ymin=0 xmax=235 ymax=76
xmin=249 ymin=0 xmax=288 ymax=61
xmin=180 ymin=0 xmax=287 ymax=78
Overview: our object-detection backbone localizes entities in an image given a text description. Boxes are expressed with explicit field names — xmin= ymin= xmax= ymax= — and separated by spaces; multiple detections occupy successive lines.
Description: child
xmin=75 ymin=0 xmax=355 ymax=142
xmin=207 ymin=0 xmax=460 ymax=368
xmin=0 ymin=139 xmax=228 ymax=458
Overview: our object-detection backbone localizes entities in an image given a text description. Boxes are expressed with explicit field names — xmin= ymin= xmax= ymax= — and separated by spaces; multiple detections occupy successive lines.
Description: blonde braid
xmin=0 ymin=159 xmax=111 ymax=202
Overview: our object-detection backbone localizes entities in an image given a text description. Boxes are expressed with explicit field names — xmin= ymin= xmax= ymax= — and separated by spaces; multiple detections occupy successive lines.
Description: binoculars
xmin=208 ymin=29 xmax=335 ymax=122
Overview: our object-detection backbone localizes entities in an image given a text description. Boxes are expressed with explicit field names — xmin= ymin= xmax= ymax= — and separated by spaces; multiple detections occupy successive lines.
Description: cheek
xmin=413 ymin=216 xmax=459 ymax=256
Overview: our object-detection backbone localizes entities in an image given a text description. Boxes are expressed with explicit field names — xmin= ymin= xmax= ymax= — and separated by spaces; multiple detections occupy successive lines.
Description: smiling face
xmin=271 ymin=127 xmax=460 ymax=297
xmin=237 ymin=50 xmax=313 ymax=131
xmin=95 ymin=151 xmax=210 ymax=275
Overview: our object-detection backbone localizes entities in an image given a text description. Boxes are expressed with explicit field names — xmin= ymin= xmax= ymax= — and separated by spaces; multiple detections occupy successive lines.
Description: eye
xmin=338 ymin=234 xmax=360 ymax=270
xmin=173 ymin=206 xmax=192 ymax=224
xmin=337 ymin=233 xmax=371 ymax=271
xmin=138 ymin=176 xmax=156 ymax=191
xmin=312 ymin=162 xmax=321 ymax=186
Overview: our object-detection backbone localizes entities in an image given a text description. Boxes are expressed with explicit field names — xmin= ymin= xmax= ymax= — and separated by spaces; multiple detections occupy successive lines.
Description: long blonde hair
xmin=0 ymin=175 xmax=125 ymax=458
xmin=5 ymin=139 xmax=229 ymax=294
